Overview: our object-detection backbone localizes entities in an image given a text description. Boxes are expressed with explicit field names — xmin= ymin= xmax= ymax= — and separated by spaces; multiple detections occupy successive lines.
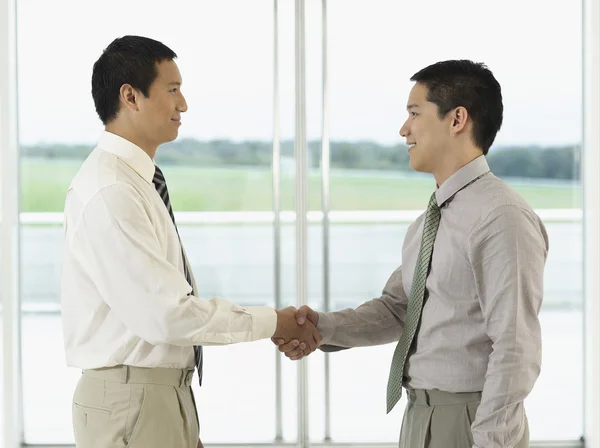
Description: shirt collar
xmin=435 ymin=155 xmax=490 ymax=207
xmin=97 ymin=131 xmax=156 ymax=184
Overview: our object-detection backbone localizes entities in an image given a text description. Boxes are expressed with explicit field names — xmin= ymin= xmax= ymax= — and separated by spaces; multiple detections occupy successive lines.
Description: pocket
xmin=189 ymin=387 xmax=200 ymax=429
xmin=463 ymin=401 xmax=479 ymax=446
xmin=72 ymin=401 xmax=112 ymax=434
xmin=125 ymin=386 xmax=147 ymax=447
xmin=126 ymin=385 xmax=191 ymax=447
xmin=400 ymin=402 xmax=434 ymax=448
xmin=72 ymin=401 xmax=113 ymax=447
xmin=73 ymin=402 xmax=112 ymax=415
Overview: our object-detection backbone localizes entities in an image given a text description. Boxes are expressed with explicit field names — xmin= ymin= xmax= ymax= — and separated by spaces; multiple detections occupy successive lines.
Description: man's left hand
xmin=197 ymin=439 xmax=204 ymax=448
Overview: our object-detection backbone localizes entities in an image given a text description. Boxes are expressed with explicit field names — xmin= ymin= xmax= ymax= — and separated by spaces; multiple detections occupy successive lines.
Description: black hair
xmin=91 ymin=35 xmax=177 ymax=124
xmin=411 ymin=60 xmax=503 ymax=154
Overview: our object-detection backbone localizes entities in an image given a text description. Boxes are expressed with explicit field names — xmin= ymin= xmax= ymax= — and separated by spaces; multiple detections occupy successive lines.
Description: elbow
xmin=124 ymin=307 xmax=185 ymax=346
xmin=143 ymin=299 xmax=217 ymax=346
xmin=117 ymin=295 xmax=218 ymax=346
xmin=132 ymin=320 xmax=173 ymax=346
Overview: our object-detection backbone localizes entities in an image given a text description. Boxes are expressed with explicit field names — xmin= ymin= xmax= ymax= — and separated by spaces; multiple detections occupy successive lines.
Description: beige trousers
xmin=72 ymin=365 xmax=199 ymax=448
xmin=399 ymin=389 xmax=529 ymax=448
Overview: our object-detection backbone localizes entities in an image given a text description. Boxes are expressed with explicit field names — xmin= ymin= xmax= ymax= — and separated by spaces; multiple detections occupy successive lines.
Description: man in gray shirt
xmin=273 ymin=60 xmax=549 ymax=448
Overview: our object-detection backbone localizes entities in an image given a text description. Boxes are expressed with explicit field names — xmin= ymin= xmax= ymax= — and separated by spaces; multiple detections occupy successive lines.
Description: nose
xmin=178 ymin=92 xmax=188 ymax=113
xmin=399 ymin=119 xmax=409 ymax=138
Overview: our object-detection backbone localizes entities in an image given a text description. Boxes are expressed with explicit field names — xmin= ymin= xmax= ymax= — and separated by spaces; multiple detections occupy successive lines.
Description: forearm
xmin=146 ymin=295 xmax=277 ymax=346
xmin=316 ymin=297 xmax=404 ymax=348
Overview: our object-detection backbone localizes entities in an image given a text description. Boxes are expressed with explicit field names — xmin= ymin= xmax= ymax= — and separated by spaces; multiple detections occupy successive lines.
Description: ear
xmin=119 ymin=84 xmax=139 ymax=113
xmin=448 ymin=106 xmax=468 ymax=136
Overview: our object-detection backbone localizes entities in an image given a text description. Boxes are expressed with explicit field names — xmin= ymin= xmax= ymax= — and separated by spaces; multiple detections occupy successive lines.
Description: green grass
xmin=20 ymin=158 xmax=581 ymax=212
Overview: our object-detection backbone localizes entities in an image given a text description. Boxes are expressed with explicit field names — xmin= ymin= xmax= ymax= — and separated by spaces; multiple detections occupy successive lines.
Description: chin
xmin=162 ymin=132 xmax=179 ymax=144
xmin=408 ymin=152 xmax=434 ymax=174
xmin=408 ymin=156 xmax=424 ymax=173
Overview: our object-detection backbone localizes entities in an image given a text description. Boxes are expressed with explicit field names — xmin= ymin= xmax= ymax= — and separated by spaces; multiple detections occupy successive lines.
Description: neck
xmin=105 ymin=122 xmax=158 ymax=160
xmin=432 ymin=145 xmax=483 ymax=186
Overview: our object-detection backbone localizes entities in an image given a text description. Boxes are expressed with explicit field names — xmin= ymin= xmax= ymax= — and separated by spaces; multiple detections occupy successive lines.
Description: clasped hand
xmin=272 ymin=305 xmax=320 ymax=361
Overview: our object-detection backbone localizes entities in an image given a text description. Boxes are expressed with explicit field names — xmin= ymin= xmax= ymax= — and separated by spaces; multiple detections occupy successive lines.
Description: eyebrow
xmin=407 ymin=104 xmax=420 ymax=110
xmin=168 ymin=82 xmax=182 ymax=86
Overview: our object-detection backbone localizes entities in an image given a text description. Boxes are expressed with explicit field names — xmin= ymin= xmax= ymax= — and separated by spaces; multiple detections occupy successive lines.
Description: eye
xmin=410 ymin=112 xmax=418 ymax=117
xmin=170 ymin=88 xmax=178 ymax=93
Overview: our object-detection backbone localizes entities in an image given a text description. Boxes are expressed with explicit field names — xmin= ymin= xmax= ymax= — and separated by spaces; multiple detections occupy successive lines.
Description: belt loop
xmin=182 ymin=369 xmax=193 ymax=387
xmin=123 ymin=365 xmax=130 ymax=383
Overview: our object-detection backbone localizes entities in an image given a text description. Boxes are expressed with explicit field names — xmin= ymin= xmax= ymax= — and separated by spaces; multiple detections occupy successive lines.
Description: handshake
xmin=272 ymin=305 xmax=321 ymax=360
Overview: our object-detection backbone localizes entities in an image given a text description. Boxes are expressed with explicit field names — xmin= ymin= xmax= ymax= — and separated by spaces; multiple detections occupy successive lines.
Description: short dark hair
xmin=91 ymin=35 xmax=177 ymax=125
xmin=410 ymin=60 xmax=503 ymax=155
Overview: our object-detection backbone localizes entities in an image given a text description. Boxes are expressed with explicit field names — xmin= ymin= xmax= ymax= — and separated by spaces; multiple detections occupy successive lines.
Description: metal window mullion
xmin=294 ymin=0 xmax=309 ymax=446
xmin=272 ymin=0 xmax=283 ymax=442
xmin=1 ymin=0 xmax=22 ymax=446
xmin=320 ymin=0 xmax=331 ymax=442
xmin=583 ymin=0 xmax=600 ymax=446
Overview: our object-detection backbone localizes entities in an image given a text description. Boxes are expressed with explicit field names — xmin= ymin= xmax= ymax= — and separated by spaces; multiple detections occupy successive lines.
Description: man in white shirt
xmin=61 ymin=35 xmax=320 ymax=448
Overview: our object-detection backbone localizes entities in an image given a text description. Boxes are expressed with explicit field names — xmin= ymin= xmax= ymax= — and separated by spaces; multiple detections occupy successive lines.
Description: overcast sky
xmin=16 ymin=0 xmax=582 ymax=147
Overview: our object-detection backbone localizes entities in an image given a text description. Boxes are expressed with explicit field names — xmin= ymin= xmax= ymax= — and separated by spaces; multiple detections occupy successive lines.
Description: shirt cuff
xmin=249 ymin=306 xmax=278 ymax=340
xmin=316 ymin=311 xmax=335 ymax=345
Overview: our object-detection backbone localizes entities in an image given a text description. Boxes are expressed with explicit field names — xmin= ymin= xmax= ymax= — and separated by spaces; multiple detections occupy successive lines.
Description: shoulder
xmin=456 ymin=174 xmax=541 ymax=227
xmin=69 ymin=148 xmax=151 ymax=212
xmin=465 ymin=175 xmax=548 ymax=251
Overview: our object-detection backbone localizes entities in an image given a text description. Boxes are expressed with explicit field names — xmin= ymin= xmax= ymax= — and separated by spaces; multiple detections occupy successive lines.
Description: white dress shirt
xmin=60 ymin=131 xmax=277 ymax=370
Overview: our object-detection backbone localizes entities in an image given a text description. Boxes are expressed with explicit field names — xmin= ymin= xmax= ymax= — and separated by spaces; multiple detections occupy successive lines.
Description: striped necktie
xmin=153 ymin=165 xmax=203 ymax=386
xmin=386 ymin=192 xmax=440 ymax=413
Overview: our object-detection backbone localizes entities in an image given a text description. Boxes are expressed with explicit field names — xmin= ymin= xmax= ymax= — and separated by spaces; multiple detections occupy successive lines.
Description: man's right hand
xmin=272 ymin=305 xmax=320 ymax=360
xmin=273 ymin=306 xmax=321 ymax=357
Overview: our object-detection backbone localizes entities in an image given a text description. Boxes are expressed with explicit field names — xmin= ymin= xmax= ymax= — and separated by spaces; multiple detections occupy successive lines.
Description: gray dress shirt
xmin=317 ymin=155 xmax=549 ymax=448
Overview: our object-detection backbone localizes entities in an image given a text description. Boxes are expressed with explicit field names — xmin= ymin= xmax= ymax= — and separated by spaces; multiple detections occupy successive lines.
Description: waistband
xmin=407 ymin=388 xmax=482 ymax=406
xmin=83 ymin=365 xmax=195 ymax=387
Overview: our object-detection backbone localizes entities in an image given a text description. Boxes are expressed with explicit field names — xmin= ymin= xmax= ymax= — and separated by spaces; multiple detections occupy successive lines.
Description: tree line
xmin=21 ymin=139 xmax=580 ymax=181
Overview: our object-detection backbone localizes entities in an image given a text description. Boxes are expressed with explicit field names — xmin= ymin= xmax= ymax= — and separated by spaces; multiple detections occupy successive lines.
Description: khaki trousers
xmin=72 ymin=365 xmax=199 ymax=448
xmin=399 ymin=389 xmax=529 ymax=448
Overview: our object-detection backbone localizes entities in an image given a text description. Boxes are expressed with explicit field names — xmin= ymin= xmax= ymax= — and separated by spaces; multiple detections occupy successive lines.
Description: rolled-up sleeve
xmin=71 ymin=183 xmax=277 ymax=346
xmin=468 ymin=205 xmax=548 ymax=447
